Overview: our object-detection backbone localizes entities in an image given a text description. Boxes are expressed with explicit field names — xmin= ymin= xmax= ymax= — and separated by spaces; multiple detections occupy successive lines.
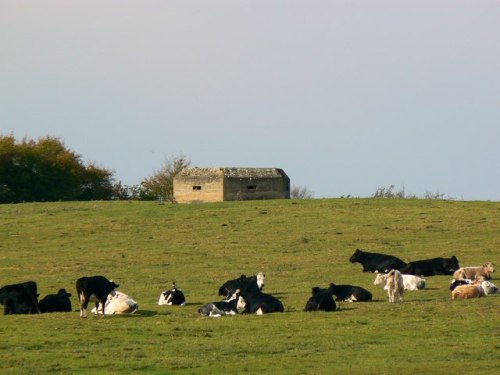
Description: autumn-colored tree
xmin=139 ymin=155 xmax=190 ymax=202
xmin=0 ymin=134 xmax=115 ymax=203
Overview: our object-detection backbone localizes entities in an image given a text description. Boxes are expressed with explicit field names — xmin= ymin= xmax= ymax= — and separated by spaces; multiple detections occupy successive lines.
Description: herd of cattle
xmin=0 ymin=248 xmax=497 ymax=317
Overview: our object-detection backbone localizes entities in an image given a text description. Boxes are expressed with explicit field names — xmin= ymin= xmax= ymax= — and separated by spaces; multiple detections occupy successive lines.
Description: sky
xmin=1 ymin=1 xmax=499 ymax=201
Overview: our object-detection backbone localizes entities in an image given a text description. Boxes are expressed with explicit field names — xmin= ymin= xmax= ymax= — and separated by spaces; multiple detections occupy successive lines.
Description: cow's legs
xmin=79 ymin=292 xmax=88 ymax=318
xmin=100 ymin=298 xmax=106 ymax=317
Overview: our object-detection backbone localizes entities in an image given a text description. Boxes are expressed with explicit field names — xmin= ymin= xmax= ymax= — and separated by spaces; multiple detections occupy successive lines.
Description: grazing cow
xmin=451 ymin=280 xmax=499 ymax=299
xmin=374 ymin=273 xmax=426 ymax=291
xmin=328 ymin=283 xmax=372 ymax=302
xmin=198 ymin=292 xmax=240 ymax=317
xmin=76 ymin=276 xmax=119 ymax=318
xmin=0 ymin=281 xmax=41 ymax=315
xmin=399 ymin=256 xmax=460 ymax=276
xmin=453 ymin=262 xmax=495 ymax=281
xmin=218 ymin=272 xmax=265 ymax=298
xmin=349 ymin=249 xmax=407 ymax=273
xmin=236 ymin=291 xmax=284 ymax=314
xmin=39 ymin=289 xmax=72 ymax=313
xmin=304 ymin=285 xmax=336 ymax=312
xmin=158 ymin=282 xmax=186 ymax=306
xmin=91 ymin=291 xmax=138 ymax=315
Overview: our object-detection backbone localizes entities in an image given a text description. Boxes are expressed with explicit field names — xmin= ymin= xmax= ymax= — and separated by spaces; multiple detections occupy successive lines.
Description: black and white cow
xmin=218 ymin=272 xmax=265 ymax=298
xmin=304 ymin=285 xmax=337 ymax=312
xmin=349 ymin=249 xmax=407 ymax=273
xmin=329 ymin=283 xmax=373 ymax=302
xmin=236 ymin=291 xmax=284 ymax=315
xmin=198 ymin=293 xmax=239 ymax=318
xmin=39 ymin=288 xmax=72 ymax=313
xmin=0 ymin=281 xmax=41 ymax=315
xmin=450 ymin=278 xmax=474 ymax=291
xmin=400 ymin=256 xmax=460 ymax=276
xmin=75 ymin=276 xmax=119 ymax=318
xmin=158 ymin=282 xmax=186 ymax=306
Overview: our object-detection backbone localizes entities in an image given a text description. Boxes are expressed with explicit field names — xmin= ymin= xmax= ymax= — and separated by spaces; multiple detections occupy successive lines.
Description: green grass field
xmin=0 ymin=199 xmax=499 ymax=374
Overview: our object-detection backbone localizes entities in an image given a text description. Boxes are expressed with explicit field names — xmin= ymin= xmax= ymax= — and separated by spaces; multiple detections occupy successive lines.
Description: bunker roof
xmin=177 ymin=167 xmax=289 ymax=179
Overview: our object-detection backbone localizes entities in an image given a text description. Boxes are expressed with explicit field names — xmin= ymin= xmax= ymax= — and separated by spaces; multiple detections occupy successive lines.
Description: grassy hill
xmin=0 ymin=199 xmax=499 ymax=374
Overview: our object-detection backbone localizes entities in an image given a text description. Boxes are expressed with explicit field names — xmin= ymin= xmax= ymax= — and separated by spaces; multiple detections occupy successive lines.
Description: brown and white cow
xmin=374 ymin=273 xmax=426 ymax=291
xmin=453 ymin=262 xmax=495 ymax=281
xmin=374 ymin=269 xmax=404 ymax=303
xmin=451 ymin=280 xmax=499 ymax=299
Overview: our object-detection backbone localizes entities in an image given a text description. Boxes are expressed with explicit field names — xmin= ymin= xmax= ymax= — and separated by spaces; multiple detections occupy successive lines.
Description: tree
xmin=139 ymin=155 xmax=190 ymax=202
xmin=0 ymin=134 xmax=115 ymax=203
xmin=290 ymin=184 xmax=314 ymax=199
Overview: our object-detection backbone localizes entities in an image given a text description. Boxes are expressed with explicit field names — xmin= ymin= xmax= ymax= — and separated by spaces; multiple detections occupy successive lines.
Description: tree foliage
xmin=0 ymin=135 xmax=115 ymax=203
xmin=290 ymin=184 xmax=314 ymax=199
xmin=139 ymin=155 xmax=190 ymax=202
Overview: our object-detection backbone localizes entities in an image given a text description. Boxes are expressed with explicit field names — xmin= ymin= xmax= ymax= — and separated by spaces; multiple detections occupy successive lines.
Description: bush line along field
xmin=0 ymin=199 xmax=499 ymax=374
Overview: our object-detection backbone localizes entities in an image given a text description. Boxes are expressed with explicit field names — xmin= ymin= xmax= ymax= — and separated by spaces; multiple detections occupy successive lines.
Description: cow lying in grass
xmin=158 ymin=282 xmax=186 ymax=306
xmin=453 ymin=262 xmax=495 ymax=281
xmin=218 ymin=272 xmax=265 ymax=298
xmin=451 ymin=280 xmax=499 ymax=299
xmin=91 ymin=291 xmax=138 ymax=315
xmin=39 ymin=288 xmax=72 ymax=313
xmin=349 ymin=248 xmax=407 ymax=273
xmin=374 ymin=273 xmax=426 ymax=291
xmin=304 ymin=285 xmax=336 ymax=312
xmin=198 ymin=292 xmax=240 ymax=318
xmin=236 ymin=290 xmax=284 ymax=315
xmin=329 ymin=283 xmax=372 ymax=302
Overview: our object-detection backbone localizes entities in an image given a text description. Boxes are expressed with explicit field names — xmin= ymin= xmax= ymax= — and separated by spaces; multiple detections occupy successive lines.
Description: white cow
xmin=374 ymin=273 xmax=426 ymax=291
xmin=91 ymin=291 xmax=138 ymax=315
xmin=374 ymin=270 xmax=404 ymax=303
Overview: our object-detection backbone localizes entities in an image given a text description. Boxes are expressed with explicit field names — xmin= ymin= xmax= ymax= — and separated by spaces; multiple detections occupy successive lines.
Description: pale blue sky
xmin=2 ymin=1 xmax=499 ymax=200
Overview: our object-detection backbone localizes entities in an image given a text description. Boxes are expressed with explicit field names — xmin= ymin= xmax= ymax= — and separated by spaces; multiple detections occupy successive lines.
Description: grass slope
xmin=0 ymin=199 xmax=499 ymax=374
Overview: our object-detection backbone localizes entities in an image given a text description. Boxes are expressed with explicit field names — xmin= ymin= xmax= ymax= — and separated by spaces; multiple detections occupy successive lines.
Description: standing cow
xmin=0 ymin=281 xmax=41 ymax=315
xmin=76 ymin=276 xmax=119 ymax=318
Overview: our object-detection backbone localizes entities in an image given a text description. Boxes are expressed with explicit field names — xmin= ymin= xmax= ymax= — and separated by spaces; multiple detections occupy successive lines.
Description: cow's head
xmin=57 ymin=289 xmax=71 ymax=298
xmin=483 ymin=262 xmax=495 ymax=273
xmin=349 ymin=249 xmax=363 ymax=263
xmin=481 ymin=281 xmax=499 ymax=295
xmin=373 ymin=273 xmax=388 ymax=286
xmin=448 ymin=256 xmax=460 ymax=272
xmin=256 ymin=272 xmax=265 ymax=289
xmin=236 ymin=295 xmax=247 ymax=311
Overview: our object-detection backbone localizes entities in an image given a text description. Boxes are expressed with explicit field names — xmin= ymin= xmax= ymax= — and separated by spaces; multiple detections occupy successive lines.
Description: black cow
xmin=0 ymin=281 xmax=41 ymax=315
xmin=304 ymin=285 xmax=337 ymax=312
xmin=400 ymin=256 xmax=460 ymax=276
xmin=76 ymin=276 xmax=119 ymax=318
xmin=349 ymin=248 xmax=407 ymax=273
xmin=236 ymin=291 xmax=284 ymax=314
xmin=198 ymin=297 xmax=239 ymax=317
xmin=158 ymin=282 xmax=186 ymax=306
xmin=329 ymin=283 xmax=372 ymax=302
xmin=218 ymin=272 xmax=265 ymax=298
xmin=39 ymin=289 xmax=72 ymax=313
